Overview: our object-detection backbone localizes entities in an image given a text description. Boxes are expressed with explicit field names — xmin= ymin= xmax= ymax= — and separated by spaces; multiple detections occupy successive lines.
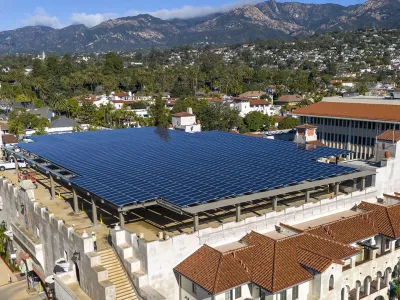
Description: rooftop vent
xmin=275 ymin=225 xmax=282 ymax=233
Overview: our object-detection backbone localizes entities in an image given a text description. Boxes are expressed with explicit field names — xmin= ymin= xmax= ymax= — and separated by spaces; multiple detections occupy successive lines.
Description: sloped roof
xmin=358 ymin=201 xmax=400 ymax=239
xmin=175 ymin=230 xmax=358 ymax=294
xmin=174 ymin=244 xmax=252 ymax=294
xmin=172 ymin=112 xmax=195 ymax=117
xmin=50 ymin=116 xmax=78 ymax=128
xmin=376 ymin=130 xmax=400 ymax=142
xmin=293 ymin=102 xmax=400 ymax=122
xmin=277 ymin=94 xmax=302 ymax=103
xmin=304 ymin=212 xmax=377 ymax=244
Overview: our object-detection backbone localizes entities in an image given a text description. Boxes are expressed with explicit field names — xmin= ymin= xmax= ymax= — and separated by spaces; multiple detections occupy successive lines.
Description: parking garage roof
xmin=16 ymin=128 xmax=357 ymax=211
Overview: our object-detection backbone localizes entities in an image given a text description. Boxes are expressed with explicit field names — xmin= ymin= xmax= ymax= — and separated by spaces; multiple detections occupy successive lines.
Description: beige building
xmin=175 ymin=195 xmax=400 ymax=300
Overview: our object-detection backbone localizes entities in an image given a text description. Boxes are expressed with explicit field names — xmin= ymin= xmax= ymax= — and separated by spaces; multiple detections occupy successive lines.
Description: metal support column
xmin=235 ymin=204 xmax=241 ymax=222
xmin=72 ymin=188 xmax=79 ymax=214
xmin=334 ymin=183 xmax=340 ymax=196
xmin=305 ymin=190 xmax=311 ymax=203
xmin=14 ymin=156 xmax=18 ymax=174
xmin=272 ymin=197 xmax=278 ymax=211
xmin=353 ymin=178 xmax=358 ymax=190
xmin=91 ymin=196 xmax=98 ymax=226
xmin=119 ymin=211 xmax=125 ymax=228
xmin=371 ymin=174 xmax=376 ymax=187
xmin=361 ymin=177 xmax=366 ymax=191
xmin=50 ymin=175 xmax=55 ymax=200
xmin=193 ymin=214 xmax=199 ymax=232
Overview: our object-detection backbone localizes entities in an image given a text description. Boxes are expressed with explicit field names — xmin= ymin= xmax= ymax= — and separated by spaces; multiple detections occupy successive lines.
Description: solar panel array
xmin=19 ymin=128 xmax=355 ymax=208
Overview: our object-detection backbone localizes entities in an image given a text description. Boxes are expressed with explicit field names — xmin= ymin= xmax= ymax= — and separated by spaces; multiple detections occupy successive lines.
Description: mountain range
xmin=0 ymin=0 xmax=399 ymax=54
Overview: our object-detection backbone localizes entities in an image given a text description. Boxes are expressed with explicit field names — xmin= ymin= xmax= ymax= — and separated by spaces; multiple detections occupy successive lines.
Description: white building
xmin=228 ymin=98 xmax=281 ymax=118
xmin=171 ymin=108 xmax=201 ymax=133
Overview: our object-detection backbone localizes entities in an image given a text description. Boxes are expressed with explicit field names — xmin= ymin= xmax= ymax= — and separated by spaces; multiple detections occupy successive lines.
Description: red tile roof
xmin=175 ymin=230 xmax=358 ymax=294
xmin=172 ymin=112 xmax=195 ymax=117
xmin=376 ymin=130 xmax=400 ymax=142
xmin=358 ymin=201 xmax=400 ymax=239
xmin=293 ymin=102 xmax=400 ymax=122
xmin=303 ymin=212 xmax=377 ymax=244
xmin=174 ymin=245 xmax=252 ymax=294
xmin=250 ymin=99 xmax=269 ymax=106
xmin=277 ymin=94 xmax=302 ymax=103
xmin=296 ymin=124 xmax=317 ymax=129
xmin=111 ymin=100 xmax=135 ymax=104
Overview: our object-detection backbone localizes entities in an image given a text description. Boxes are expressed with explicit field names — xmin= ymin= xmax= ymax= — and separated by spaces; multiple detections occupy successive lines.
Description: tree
xmin=278 ymin=117 xmax=299 ymax=130
xmin=78 ymin=101 xmax=97 ymax=124
xmin=197 ymin=103 xmax=241 ymax=132
xmin=149 ymin=96 xmax=169 ymax=128
xmin=103 ymin=52 xmax=123 ymax=75
xmin=244 ymin=111 xmax=264 ymax=132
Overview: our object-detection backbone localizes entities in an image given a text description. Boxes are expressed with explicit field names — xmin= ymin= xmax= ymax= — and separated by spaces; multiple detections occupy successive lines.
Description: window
xmin=235 ymin=286 xmax=242 ymax=299
xmin=192 ymin=283 xmax=197 ymax=294
xmin=385 ymin=238 xmax=391 ymax=251
xmin=225 ymin=290 xmax=232 ymax=300
xmin=292 ymin=286 xmax=299 ymax=300
xmin=279 ymin=290 xmax=286 ymax=300
xmin=329 ymin=275 xmax=334 ymax=291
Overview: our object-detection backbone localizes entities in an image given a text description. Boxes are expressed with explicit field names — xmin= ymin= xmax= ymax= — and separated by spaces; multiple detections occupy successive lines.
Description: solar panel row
xmin=19 ymin=128 xmax=355 ymax=208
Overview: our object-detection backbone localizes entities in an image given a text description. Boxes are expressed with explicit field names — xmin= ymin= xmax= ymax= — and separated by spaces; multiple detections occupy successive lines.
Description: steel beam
xmin=182 ymin=170 xmax=375 ymax=214
xmin=72 ymin=188 xmax=79 ymax=214
xmin=305 ymin=190 xmax=311 ymax=202
xmin=119 ymin=211 xmax=125 ymax=228
xmin=193 ymin=214 xmax=199 ymax=232
xmin=91 ymin=196 xmax=98 ymax=226
xmin=235 ymin=204 xmax=241 ymax=222
xmin=50 ymin=175 xmax=55 ymax=200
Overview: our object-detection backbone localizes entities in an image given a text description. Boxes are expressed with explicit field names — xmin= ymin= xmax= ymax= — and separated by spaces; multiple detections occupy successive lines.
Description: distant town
xmin=1 ymin=27 xmax=400 ymax=300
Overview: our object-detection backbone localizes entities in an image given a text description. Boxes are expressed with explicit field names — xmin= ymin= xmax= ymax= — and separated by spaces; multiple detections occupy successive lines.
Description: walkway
xmin=0 ymin=280 xmax=41 ymax=300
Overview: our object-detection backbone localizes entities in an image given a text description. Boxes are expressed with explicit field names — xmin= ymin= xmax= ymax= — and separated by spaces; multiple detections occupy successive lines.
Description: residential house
xmin=28 ymin=107 xmax=54 ymax=122
xmin=238 ymin=91 xmax=265 ymax=99
xmin=171 ymin=108 xmax=201 ymax=133
xmin=275 ymin=94 xmax=303 ymax=106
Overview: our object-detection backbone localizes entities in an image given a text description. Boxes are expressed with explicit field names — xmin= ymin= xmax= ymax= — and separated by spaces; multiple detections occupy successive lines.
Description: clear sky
xmin=0 ymin=0 xmax=365 ymax=31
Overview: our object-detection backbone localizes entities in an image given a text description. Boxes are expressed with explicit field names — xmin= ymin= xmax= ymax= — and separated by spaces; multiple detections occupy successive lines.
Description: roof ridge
xmin=222 ymin=244 xmax=255 ymax=256
xmin=211 ymin=249 xmax=224 ymax=294
xmin=271 ymin=240 xmax=278 ymax=291
xmin=384 ymin=206 xmax=397 ymax=238
xmin=304 ymin=211 xmax=372 ymax=230
xmin=305 ymin=232 xmax=358 ymax=251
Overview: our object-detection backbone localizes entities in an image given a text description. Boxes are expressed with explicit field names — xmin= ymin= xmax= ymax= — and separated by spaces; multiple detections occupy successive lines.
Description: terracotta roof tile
xmin=172 ymin=112 xmax=195 ymax=117
xmin=250 ymin=99 xmax=269 ymax=106
xmin=293 ymin=102 xmax=400 ymax=122
xmin=303 ymin=212 xmax=377 ymax=244
xmin=376 ymin=130 xmax=400 ymax=142
xmin=174 ymin=244 xmax=252 ymax=294
xmin=358 ymin=201 xmax=400 ymax=239
xmin=277 ymin=94 xmax=302 ymax=103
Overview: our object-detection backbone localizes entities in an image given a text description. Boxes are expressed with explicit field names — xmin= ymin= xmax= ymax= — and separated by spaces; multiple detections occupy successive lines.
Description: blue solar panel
xmin=18 ymin=127 xmax=355 ymax=208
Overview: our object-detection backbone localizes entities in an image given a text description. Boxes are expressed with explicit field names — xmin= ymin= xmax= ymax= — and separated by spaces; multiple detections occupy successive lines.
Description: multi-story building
xmin=1 ymin=127 xmax=400 ymax=300
xmin=175 ymin=195 xmax=400 ymax=300
xmin=293 ymin=97 xmax=400 ymax=159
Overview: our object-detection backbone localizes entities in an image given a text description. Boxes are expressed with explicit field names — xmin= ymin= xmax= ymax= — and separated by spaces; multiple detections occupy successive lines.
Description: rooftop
xmin=15 ymin=128 xmax=355 ymax=211
xmin=175 ymin=200 xmax=400 ymax=295
xmin=293 ymin=101 xmax=400 ymax=122
xmin=376 ymin=130 xmax=400 ymax=142
xmin=172 ymin=112 xmax=195 ymax=117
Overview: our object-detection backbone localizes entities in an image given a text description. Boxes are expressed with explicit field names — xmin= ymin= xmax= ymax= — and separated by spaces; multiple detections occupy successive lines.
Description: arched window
xmin=329 ymin=275 xmax=334 ymax=291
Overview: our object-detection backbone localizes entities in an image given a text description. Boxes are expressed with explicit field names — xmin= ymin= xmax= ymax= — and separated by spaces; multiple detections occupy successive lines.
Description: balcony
xmin=376 ymin=250 xmax=391 ymax=258
xmin=348 ymin=281 xmax=387 ymax=300
xmin=355 ymin=258 xmax=372 ymax=267
xmin=342 ymin=264 xmax=352 ymax=272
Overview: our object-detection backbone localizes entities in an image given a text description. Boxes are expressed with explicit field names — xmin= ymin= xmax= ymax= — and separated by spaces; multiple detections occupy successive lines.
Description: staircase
xmin=98 ymin=248 xmax=139 ymax=300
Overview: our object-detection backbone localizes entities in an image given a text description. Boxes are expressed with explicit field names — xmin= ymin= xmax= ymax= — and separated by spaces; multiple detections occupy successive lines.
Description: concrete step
xmin=117 ymin=289 xmax=135 ymax=298
xmin=98 ymin=248 xmax=138 ymax=300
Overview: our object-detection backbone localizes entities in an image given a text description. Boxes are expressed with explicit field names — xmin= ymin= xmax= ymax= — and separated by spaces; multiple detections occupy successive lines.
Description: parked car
xmin=0 ymin=159 xmax=27 ymax=171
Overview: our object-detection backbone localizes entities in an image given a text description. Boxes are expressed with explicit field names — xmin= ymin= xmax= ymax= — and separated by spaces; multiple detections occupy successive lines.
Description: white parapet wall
xmin=111 ymin=187 xmax=379 ymax=300
xmin=0 ymin=178 xmax=116 ymax=300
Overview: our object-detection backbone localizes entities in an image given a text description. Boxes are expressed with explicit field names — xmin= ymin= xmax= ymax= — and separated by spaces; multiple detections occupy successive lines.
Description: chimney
xmin=187 ymin=107 xmax=193 ymax=114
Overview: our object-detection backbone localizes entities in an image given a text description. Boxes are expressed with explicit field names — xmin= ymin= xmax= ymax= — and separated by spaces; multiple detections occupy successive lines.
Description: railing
xmin=108 ymin=233 xmax=144 ymax=300
xmin=376 ymin=250 xmax=391 ymax=258
xmin=342 ymin=264 xmax=352 ymax=272
xmin=355 ymin=258 xmax=372 ymax=267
